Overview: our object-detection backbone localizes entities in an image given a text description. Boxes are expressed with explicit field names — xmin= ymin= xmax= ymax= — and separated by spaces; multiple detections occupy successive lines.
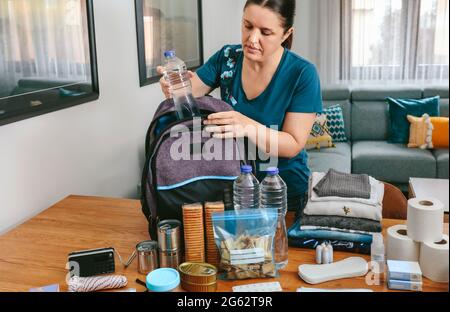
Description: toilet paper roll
xmin=407 ymin=197 xmax=444 ymax=243
xmin=419 ymin=234 xmax=449 ymax=283
xmin=386 ymin=224 xmax=420 ymax=261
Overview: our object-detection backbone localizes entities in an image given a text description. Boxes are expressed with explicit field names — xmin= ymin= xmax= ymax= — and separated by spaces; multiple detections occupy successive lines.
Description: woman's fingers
xmin=205 ymin=125 xmax=234 ymax=133
xmin=157 ymin=66 xmax=171 ymax=99
xmin=156 ymin=66 xmax=165 ymax=75
xmin=159 ymin=77 xmax=170 ymax=98
xmin=207 ymin=112 xmax=233 ymax=120
xmin=204 ymin=118 xmax=235 ymax=126
xmin=212 ymin=132 xmax=235 ymax=139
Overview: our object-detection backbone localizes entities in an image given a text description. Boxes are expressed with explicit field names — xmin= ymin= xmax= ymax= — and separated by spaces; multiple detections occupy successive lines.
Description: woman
xmin=158 ymin=0 xmax=322 ymax=212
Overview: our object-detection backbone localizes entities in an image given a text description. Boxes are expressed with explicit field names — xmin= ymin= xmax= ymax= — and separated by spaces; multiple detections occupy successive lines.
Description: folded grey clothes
xmin=300 ymin=213 xmax=382 ymax=233
xmin=313 ymin=169 xmax=371 ymax=199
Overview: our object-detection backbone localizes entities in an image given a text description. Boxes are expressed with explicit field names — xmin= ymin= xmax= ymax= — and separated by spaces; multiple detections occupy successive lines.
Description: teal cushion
xmin=319 ymin=105 xmax=348 ymax=142
xmin=387 ymin=96 xmax=440 ymax=143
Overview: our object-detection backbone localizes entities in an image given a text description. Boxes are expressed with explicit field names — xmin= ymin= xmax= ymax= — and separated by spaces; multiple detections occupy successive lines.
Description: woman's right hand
xmin=156 ymin=66 xmax=194 ymax=99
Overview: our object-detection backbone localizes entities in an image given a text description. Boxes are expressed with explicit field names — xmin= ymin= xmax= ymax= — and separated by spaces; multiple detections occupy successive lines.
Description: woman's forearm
xmin=247 ymin=122 xmax=305 ymax=159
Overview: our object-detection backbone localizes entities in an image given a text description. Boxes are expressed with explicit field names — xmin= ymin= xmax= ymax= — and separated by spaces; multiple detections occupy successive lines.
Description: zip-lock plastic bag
xmin=211 ymin=208 xmax=279 ymax=280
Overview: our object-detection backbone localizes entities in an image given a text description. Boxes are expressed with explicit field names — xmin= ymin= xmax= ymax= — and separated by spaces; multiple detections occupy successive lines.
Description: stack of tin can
xmin=157 ymin=219 xmax=182 ymax=269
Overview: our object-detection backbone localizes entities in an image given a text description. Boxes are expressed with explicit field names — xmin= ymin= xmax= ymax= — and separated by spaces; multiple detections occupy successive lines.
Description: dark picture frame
xmin=135 ymin=0 xmax=204 ymax=87
xmin=0 ymin=0 xmax=99 ymax=127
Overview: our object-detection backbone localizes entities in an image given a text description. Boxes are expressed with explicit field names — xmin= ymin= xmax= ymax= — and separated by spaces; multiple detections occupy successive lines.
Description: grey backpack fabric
xmin=141 ymin=96 xmax=248 ymax=240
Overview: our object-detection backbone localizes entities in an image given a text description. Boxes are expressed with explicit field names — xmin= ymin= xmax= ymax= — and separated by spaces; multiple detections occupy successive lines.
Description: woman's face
xmin=241 ymin=4 xmax=292 ymax=63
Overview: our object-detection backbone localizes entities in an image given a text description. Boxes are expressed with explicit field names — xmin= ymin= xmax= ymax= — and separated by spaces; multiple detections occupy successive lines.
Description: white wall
xmin=202 ymin=0 xmax=246 ymax=58
xmin=292 ymin=0 xmax=315 ymax=62
xmin=0 ymin=0 xmax=244 ymax=234
xmin=0 ymin=0 xmax=317 ymax=235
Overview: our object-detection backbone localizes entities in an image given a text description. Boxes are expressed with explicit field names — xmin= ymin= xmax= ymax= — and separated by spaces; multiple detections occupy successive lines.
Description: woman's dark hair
xmin=244 ymin=0 xmax=296 ymax=50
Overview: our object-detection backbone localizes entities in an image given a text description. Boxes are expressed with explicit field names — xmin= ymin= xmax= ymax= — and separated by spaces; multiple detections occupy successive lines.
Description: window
xmin=135 ymin=0 xmax=203 ymax=86
xmin=0 ymin=0 xmax=98 ymax=126
xmin=343 ymin=0 xmax=449 ymax=81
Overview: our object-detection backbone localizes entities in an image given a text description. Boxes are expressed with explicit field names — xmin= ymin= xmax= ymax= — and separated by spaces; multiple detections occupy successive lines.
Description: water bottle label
xmin=230 ymin=248 xmax=265 ymax=265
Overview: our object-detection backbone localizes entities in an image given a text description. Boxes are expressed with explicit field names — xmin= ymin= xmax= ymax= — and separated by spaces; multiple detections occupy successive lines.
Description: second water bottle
xmin=260 ymin=167 xmax=288 ymax=270
xmin=233 ymin=165 xmax=260 ymax=210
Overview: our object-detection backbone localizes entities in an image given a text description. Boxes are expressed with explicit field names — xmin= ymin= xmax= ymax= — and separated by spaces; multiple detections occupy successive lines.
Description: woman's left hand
xmin=203 ymin=111 xmax=257 ymax=139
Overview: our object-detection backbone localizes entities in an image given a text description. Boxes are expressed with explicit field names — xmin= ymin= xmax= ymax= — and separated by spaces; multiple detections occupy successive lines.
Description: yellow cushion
xmin=431 ymin=116 xmax=449 ymax=148
xmin=407 ymin=114 xmax=449 ymax=149
xmin=306 ymin=115 xmax=335 ymax=150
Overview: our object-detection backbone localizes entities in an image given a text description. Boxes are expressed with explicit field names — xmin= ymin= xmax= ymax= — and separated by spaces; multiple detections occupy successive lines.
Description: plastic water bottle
xmin=233 ymin=165 xmax=260 ymax=210
xmin=260 ymin=167 xmax=288 ymax=270
xmin=371 ymin=233 xmax=385 ymax=279
xmin=163 ymin=50 xmax=201 ymax=120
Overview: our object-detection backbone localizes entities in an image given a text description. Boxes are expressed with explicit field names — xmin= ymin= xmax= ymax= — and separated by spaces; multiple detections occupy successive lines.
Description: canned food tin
xmin=178 ymin=262 xmax=217 ymax=292
xmin=180 ymin=280 xmax=217 ymax=292
xmin=136 ymin=240 xmax=158 ymax=275
xmin=159 ymin=249 xmax=182 ymax=269
xmin=157 ymin=220 xmax=182 ymax=251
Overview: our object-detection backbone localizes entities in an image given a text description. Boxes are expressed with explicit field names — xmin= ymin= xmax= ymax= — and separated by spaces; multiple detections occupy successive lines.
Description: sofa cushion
xmin=352 ymin=141 xmax=436 ymax=184
xmin=424 ymin=86 xmax=449 ymax=117
xmin=351 ymin=87 xmax=422 ymax=141
xmin=432 ymin=149 xmax=449 ymax=179
xmin=387 ymin=96 xmax=440 ymax=143
xmin=320 ymin=104 xmax=348 ymax=142
xmin=306 ymin=114 xmax=334 ymax=150
xmin=322 ymin=86 xmax=352 ymax=140
xmin=307 ymin=142 xmax=351 ymax=174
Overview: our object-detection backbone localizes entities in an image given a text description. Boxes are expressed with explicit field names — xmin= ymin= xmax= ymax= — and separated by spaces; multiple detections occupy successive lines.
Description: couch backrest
xmin=321 ymin=86 xmax=352 ymax=140
xmin=424 ymin=86 xmax=449 ymax=117
xmin=350 ymin=86 xmax=423 ymax=141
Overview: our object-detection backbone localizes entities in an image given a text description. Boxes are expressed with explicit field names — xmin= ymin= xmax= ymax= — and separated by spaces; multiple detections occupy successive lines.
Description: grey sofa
xmin=307 ymin=85 xmax=449 ymax=192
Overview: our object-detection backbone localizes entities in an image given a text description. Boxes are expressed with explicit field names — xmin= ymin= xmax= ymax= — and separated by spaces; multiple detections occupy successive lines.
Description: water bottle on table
xmin=233 ymin=165 xmax=260 ymax=210
xmin=260 ymin=167 xmax=288 ymax=270
xmin=163 ymin=50 xmax=201 ymax=120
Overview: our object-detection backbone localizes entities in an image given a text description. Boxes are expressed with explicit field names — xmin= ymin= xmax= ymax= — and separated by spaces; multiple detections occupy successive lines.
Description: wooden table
xmin=0 ymin=195 xmax=448 ymax=292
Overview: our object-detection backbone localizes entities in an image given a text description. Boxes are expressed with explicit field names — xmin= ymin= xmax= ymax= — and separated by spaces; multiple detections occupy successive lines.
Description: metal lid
xmin=136 ymin=240 xmax=158 ymax=252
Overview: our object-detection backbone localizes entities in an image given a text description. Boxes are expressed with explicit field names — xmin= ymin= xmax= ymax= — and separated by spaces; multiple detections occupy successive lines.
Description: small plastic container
xmin=371 ymin=233 xmax=386 ymax=280
xmin=146 ymin=268 xmax=181 ymax=292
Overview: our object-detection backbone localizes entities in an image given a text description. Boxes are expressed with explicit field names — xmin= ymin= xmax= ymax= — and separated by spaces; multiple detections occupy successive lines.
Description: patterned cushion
xmin=407 ymin=114 xmax=449 ymax=149
xmin=319 ymin=105 xmax=348 ymax=142
xmin=306 ymin=115 xmax=335 ymax=150
xmin=407 ymin=114 xmax=434 ymax=149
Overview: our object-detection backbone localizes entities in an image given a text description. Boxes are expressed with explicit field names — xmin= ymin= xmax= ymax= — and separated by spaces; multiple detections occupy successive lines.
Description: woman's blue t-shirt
xmin=196 ymin=44 xmax=322 ymax=199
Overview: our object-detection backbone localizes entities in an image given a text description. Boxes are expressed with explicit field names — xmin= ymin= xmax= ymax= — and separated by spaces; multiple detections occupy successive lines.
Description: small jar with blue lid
xmin=146 ymin=268 xmax=181 ymax=292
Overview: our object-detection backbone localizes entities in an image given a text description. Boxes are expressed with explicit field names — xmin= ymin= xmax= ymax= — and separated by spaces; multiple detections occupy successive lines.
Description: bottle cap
xmin=146 ymin=268 xmax=180 ymax=292
xmin=164 ymin=50 xmax=176 ymax=58
xmin=240 ymin=165 xmax=253 ymax=173
xmin=266 ymin=167 xmax=279 ymax=175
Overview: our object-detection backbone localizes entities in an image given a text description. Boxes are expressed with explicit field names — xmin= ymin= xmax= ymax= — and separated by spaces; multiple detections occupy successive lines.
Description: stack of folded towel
xmin=288 ymin=169 xmax=384 ymax=254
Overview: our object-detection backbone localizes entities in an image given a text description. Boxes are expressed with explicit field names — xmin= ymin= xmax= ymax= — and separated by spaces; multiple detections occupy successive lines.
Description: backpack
xmin=140 ymin=96 xmax=249 ymax=240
